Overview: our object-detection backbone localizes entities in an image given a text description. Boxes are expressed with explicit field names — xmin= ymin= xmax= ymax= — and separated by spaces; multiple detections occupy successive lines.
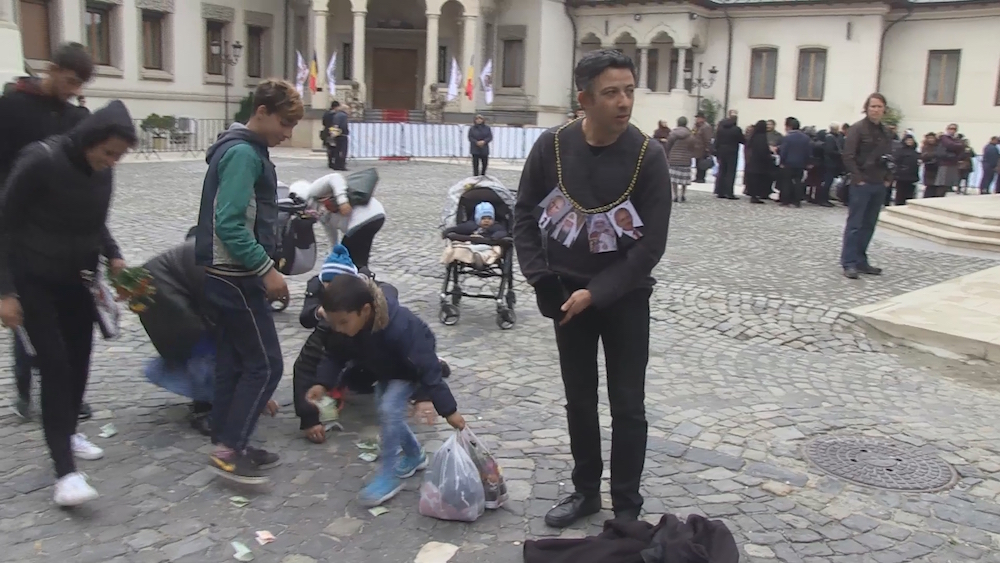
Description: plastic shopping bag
xmin=458 ymin=428 xmax=508 ymax=509
xmin=418 ymin=431 xmax=486 ymax=522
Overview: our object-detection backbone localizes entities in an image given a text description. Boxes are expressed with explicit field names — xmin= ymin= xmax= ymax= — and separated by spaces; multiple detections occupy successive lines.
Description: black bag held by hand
xmin=346 ymin=168 xmax=379 ymax=206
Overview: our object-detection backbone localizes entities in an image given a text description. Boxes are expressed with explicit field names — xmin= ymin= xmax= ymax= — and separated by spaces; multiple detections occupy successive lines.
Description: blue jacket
xmin=983 ymin=143 xmax=999 ymax=171
xmin=315 ymin=277 xmax=457 ymax=417
xmin=779 ymin=130 xmax=813 ymax=170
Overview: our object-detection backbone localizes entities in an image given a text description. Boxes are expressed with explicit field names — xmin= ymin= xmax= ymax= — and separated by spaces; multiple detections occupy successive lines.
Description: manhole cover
xmin=804 ymin=435 xmax=957 ymax=492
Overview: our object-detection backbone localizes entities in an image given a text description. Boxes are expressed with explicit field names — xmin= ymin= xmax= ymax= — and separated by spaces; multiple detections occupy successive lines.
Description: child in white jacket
xmin=290 ymin=173 xmax=386 ymax=269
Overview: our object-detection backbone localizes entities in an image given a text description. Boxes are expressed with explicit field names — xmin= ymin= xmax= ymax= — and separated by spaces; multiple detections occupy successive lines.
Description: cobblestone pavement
xmin=2 ymin=158 xmax=1000 ymax=563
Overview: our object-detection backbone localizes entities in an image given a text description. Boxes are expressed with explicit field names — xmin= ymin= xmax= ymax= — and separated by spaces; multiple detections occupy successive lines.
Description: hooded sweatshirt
xmin=0 ymin=100 xmax=131 ymax=295
xmin=713 ymin=117 xmax=744 ymax=157
xmin=0 ymin=77 xmax=89 ymax=184
xmin=194 ymin=123 xmax=278 ymax=277
xmin=139 ymin=238 xmax=212 ymax=364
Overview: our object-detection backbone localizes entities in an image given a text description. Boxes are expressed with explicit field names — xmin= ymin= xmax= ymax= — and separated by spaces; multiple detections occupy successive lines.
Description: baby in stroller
xmin=440 ymin=202 xmax=508 ymax=268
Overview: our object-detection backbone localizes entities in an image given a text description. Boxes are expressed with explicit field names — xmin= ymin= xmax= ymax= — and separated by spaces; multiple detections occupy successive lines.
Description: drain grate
xmin=804 ymin=435 xmax=957 ymax=492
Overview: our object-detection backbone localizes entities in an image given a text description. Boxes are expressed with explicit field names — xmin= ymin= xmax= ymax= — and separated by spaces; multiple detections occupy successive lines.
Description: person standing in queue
xmin=0 ymin=100 xmax=136 ymax=506
xmin=469 ymin=114 xmax=493 ymax=176
xmin=840 ymin=93 xmax=893 ymax=280
xmin=713 ymin=110 xmax=743 ymax=199
xmin=513 ymin=49 xmax=672 ymax=528
xmin=321 ymin=100 xmax=350 ymax=170
xmin=0 ymin=42 xmax=95 ymax=422
xmin=195 ymin=79 xmax=303 ymax=484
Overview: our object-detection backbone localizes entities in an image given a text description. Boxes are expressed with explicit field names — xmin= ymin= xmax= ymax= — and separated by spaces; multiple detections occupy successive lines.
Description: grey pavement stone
xmin=1 ymin=161 xmax=999 ymax=561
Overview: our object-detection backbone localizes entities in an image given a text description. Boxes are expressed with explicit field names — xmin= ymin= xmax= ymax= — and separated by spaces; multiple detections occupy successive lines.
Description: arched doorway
xmin=365 ymin=0 xmax=427 ymax=110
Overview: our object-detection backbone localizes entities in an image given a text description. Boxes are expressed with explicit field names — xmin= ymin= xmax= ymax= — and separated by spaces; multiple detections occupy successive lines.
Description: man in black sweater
xmin=0 ymin=42 xmax=94 ymax=421
xmin=321 ymin=101 xmax=350 ymax=170
xmin=513 ymin=50 xmax=671 ymax=528
xmin=713 ymin=110 xmax=743 ymax=199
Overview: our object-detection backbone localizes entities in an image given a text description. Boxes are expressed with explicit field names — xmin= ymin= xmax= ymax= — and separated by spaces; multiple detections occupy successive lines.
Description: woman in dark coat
xmin=921 ymin=133 xmax=941 ymax=198
xmin=743 ymin=120 xmax=774 ymax=204
xmin=0 ymin=100 xmax=136 ymax=506
xmin=468 ymin=114 xmax=493 ymax=176
xmin=892 ymin=134 xmax=920 ymax=205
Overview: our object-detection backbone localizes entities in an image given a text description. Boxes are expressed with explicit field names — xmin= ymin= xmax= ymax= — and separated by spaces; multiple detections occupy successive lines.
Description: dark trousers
xmin=327 ymin=137 xmax=349 ymax=170
xmin=17 ymin=275 xmax=94 ymax=477
xmin=13 ymin=336 xmax=33 ymax=399
xmin=694 ymin=162 xmax=708 ymax=184
xmin=840 ymin=183 xmax=886 ymax=269
xmin=779 ymin=167 xmax=805 ymax=205
xmin=980 ymin=170 xmax=997 ymax=194
xmin=472 ymin=154 xmax=489 ymax=176
xmin=554 ymin=288 xmax=650 ymax=513
xmin=341 ymin=217 xmax=384 ymax=270
xmin=204 ymin=273 xmax=283 ymax=452
xmin=714 ymin=154 xmax=738 ymax=197
xmin=817 ymin=169 xmax=837 ymax=204
xmin=894 ymin=181 xmax=916 ymax=205
xmin=924 ymin=185 xmax=946 ymax=198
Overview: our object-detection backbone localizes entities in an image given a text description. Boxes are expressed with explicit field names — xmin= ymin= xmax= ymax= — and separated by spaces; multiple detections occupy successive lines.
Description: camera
xmin=880 ymin=153 xmax=896 ymax=171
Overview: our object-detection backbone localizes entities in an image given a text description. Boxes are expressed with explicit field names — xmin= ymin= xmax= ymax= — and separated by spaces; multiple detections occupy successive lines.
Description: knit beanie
xmin=474 ymin=201 xmax=495 ymax=224
xmin=320 ymin=245 xmax=358 ymax=282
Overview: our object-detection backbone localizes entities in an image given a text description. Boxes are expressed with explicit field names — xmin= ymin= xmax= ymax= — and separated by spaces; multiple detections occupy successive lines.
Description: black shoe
xmin=544 ymin=493 xmax=602 ymax=528
xmin=613 ymin=508 xmax=641 ymax=523
xmin=246 ymin=446 xmax=282 ymax=470
xmin=716 ymin=194 xmax=726 ymax=199
xmin=680 ymin=195 xmax=686 ymax=202
xmin=77 ymin=402 xmax=92 ymax=421
xmin=190 ymin=413 xmax=212 ymax=437
xmin=209 ymin=451 xmax=269 ymax=485
xmin=673 ymin=197 xmax=679 ymax=203
xmin=844 ymin=267 xmax=860 ymax=280
xmin=794 ymin=202 xmax=802 ymax=208
xmin=440 ymin=359 xmax=451 ymax=379
xmin=726 ymin=195 xmax=739 ymax=200
xmin=859 ymin=265 xmax=883 ymax=276
xmin=12 ymin=395 xmax=31 ymax=420
xmin=818 ymin=201 xmax=834 ymax=207
xmin=750 ymin=197 xmax=764 ymax=204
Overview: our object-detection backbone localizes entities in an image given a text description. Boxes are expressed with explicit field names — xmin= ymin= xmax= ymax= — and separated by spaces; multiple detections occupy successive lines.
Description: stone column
xmin=674 ymin=46 xmax=687 ymax=92
xmin=353 ymin=10 xmax=367 ymax=103
xmin=312 ymin=6 xmax=329 ymax=110
xmin=460 ymin=14 xmax=478 ymax=113
xmin=425 ymin=12 xmax=440 ymax=103
xmin=637 ymin=47 xmax=649 ymax=89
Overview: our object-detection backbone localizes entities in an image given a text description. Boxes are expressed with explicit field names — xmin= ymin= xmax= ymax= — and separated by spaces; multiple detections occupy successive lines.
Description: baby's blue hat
xmin=320 ymin=245 xmax=358 ymax=282
xmin=474 ymin=201 xmax=496 ymax=223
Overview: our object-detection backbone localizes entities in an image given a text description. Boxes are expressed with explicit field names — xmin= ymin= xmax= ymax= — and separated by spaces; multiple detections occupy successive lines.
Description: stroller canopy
xmin=439 ymin=175 xmax=516 ymax=230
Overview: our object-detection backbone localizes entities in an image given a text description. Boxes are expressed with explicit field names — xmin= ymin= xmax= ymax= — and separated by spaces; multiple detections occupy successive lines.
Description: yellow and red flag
xmin=308 ymin=51 xmax=319 ymax=93
xmin=465 ymin=62 xmax=474 ymax=100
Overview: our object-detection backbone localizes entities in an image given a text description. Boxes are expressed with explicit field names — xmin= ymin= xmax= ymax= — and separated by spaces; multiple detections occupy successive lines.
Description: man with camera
xmin=840 ymin=93 xmax=894 ymax=280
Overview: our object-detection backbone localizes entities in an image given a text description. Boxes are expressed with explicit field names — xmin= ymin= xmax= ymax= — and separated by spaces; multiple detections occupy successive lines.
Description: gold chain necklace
xmin=553 ymin=118 xmax=650 ymax=214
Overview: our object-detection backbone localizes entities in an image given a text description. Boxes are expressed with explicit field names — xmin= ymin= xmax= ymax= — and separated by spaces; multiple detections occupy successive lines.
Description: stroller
xmin=438 ymin=176 xmax=517 ymax=330
xmin=270 ymin=182 xmax=319 ymax=311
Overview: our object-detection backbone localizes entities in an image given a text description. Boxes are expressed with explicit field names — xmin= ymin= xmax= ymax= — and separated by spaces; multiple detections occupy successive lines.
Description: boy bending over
xmin=306 ymin=274 xmax=465 ymax=506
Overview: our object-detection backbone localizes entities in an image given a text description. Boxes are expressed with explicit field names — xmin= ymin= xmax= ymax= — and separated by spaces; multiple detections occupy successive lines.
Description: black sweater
xmin=0 ymin=101 xmax=129 ymax=295
xmin=513 ymin=122 xmax=671 ymax=310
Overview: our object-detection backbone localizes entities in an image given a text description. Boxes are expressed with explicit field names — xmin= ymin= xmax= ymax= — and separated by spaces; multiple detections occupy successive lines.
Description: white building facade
xmin=1 ymin=0 xmax=998 ymax=147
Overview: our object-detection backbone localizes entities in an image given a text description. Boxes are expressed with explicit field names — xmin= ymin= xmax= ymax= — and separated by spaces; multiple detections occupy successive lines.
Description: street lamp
xmin=684 ymin=62 xmax=718 ymax=117
xmin=211 ymin=39 xmax=243 ymax=123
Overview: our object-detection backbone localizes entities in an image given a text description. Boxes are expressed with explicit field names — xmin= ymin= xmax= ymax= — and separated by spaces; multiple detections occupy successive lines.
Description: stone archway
xmin=647 ymin=31 xmax=673 ymax=93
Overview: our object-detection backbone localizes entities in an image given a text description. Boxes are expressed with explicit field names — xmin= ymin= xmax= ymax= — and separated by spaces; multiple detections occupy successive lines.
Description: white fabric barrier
xmin=350 ymin=122 xmax=548 ymax=160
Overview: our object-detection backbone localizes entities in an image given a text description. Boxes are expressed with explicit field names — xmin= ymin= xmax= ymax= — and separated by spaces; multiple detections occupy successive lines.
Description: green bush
xmin=699 ymin=97 xmax=722 ymax=127
xmin=883 ymin=105 xmax=903 ymax=128
xmin=140 ymin=114 xmax=176 ymax=137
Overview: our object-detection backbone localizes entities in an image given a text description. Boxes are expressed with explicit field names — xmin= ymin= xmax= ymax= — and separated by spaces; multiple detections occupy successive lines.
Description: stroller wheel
xmin=496 ymin=308 xmax=516 ymax=330
xmin=270 ymin=296 xmax=289 ymax=312
xmin=439 ymin=304 xmax=460 ymax=326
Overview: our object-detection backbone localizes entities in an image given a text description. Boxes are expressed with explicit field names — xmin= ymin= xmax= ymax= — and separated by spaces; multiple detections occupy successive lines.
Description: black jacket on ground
xmin=523 ymin=514 xmax=739 ymax=563
xmin=0 ymin=77 xmax=89 ymax=185
xmin=712 ymin=117 xmax=744 ymax=157
xmin=468 ymin=123 xmax=493 ymax=156
xmin=138 ymin=239 xmax=210 ymax=364
xmin=0 ymin=101 xmax=130 ymax=295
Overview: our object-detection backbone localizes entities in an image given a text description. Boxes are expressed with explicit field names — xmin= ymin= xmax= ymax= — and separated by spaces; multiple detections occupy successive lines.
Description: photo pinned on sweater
xmin=551 ymin=210 xmax=584 ymax=248
xmin=537 ymin=187 xmax=571 ymax=232
xmin=609 ymin=200 xmax=644 ymax=240
xmin=586 ymin=213 xmax=618 ymax=254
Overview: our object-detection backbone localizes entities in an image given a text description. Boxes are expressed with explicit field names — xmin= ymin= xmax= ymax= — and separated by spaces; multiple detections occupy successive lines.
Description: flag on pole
xmin=479 ymin=59 xmax=494 ymax=105
xmin=295 ymin=51 xmax=309 ymax=97
xmin=465 ymin=57 xmax=474 ymax=100
xmin=447 ymin=58 xmax=461 ymax=101
xmin=309 ymin=51 xmax=319 ymax=93
xmin=326 ymin=51 xmax=337 ymax=95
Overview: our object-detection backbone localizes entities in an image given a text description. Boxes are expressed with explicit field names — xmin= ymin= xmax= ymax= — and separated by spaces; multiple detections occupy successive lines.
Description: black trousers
xmin=17 ymin=275 xmax=95 ymax=477
xmin=714 ymin=155 xmax=738 ymax=197
xmin=341 ymin=216 xmax=384 ymax=270
xmin=779 ymin=167 xmax=805 ymax=204
xmin=327 ymin=137 xmax=349 ymax=170
xmin=694 ymin=164 xmax=707 ymax=184
xmin=12 ymin=335 xmax=33 ymax=399
xmin=894 ymin=181 xmax=916 ymax=205
xmin=553 ymin=288 xmax=650 ymax=513
xmin=472 ymin=154 xmax=489 ymax=176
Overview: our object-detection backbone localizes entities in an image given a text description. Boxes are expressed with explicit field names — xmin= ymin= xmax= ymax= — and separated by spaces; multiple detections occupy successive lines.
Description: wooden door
xmin=371 ymin=48 xmax=419 ymax=110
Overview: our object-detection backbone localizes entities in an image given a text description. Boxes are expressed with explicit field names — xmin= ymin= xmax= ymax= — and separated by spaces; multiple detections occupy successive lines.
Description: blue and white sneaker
xmin=394 ymin=449 xmax=429 ymax=479
xmin=359 ymin=474 xmax=404 ymax=507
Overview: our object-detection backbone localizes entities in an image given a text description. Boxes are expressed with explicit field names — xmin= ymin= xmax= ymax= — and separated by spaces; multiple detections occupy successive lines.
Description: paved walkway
xmin=2 ymin=160 xmax=1000 ymax=563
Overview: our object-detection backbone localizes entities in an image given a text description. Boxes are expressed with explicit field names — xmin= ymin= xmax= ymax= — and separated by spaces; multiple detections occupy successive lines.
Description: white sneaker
xmin=71 ymin=433 xmax=104 ymax=460
xmin=53 ymin=472 xmax=99 ymax=506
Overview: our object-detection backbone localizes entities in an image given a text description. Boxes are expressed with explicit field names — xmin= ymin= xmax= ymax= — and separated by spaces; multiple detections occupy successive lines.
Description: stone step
xmin=904 ymin=194 xmax=1000 ymax=227
xmin=883 ymin=205 xmax=1000 ymax=240
xmin=878 ymin=213 xmax=1000 ymax=252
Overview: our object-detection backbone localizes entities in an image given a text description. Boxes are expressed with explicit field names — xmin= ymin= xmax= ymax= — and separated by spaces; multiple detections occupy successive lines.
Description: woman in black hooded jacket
xmin=743 ymin=120 xmax=774 ymax=204
xmin=0 ymin=100 xmax=136 ymax=507
xmin=892 ymin=135 xmax=920 ymax=205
